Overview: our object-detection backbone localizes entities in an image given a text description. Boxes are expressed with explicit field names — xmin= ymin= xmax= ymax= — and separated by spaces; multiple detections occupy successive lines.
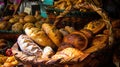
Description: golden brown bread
xmin=63 ymin=31 xmax=88 ymax=50
xmin=23 ymin=23 xmax=35 ymax=30
xmin=25 ymin=27 xmax=56 ymax=48
xmin=12 ymin=22 xmax=23 ymax=32
xmin=1 ymin=56 xmax=18 ymax=67
xmin=42 ymin=23 xmax=63 ymax=47
xmin=24 ymin=15 xmax=36 ymax=23
xmin=84 ymin=19 xmax=105 ymax=34
xmin=0 ymin=21 xmax=11 ymax=30
xmin=19 ymin=18 xmax=26 ymax=24
xmin=9 ymin=18 xmax=19 ymax=24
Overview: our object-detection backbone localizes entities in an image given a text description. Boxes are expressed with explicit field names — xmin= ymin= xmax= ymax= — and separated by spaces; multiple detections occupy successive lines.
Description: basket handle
xmin=74 ymin=2 xmax=113 ymax=45
xmin=54 ymin=2 xmax=113 ymax=45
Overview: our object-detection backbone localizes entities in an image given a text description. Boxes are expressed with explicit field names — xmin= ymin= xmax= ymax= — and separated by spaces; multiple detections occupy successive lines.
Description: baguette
xmin=42 ymin=23 xmax=63 ymax=47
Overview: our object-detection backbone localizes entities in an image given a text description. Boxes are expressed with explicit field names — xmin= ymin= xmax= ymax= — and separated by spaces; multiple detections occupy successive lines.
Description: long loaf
xmin=17 ymin=34 xmax=42 ymax=56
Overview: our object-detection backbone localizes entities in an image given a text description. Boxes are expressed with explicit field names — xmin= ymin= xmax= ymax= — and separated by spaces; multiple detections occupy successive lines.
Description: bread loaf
xmin=42 ymin=23 xmax=63 ymax=47
xmin=25 ymin=27 xmax=56 ymax=48
xmin=17 ymin=34 xmax=42 ymax=56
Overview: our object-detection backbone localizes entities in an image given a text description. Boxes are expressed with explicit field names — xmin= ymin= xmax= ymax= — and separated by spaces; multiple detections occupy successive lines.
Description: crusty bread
xmin=63 ymin=31 xmax=88 ymax=50
xmin=17 ymin=34 xmax=42 ymax=56
xmin=42 ymin=23 xmax=63 ymax=47
xmin=25 ymin=27 xmax=56 ymax=48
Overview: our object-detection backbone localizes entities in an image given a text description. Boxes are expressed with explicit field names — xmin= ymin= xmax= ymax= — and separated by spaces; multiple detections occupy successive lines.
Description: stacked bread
xmin=11 ymin=19 xmax=109 ymax=66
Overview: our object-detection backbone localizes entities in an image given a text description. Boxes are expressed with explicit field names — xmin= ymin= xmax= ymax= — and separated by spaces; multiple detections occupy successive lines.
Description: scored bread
xmin=42 ymin=23 xmax=63 ymax=47
xmin=25 ymin=27 xmax=56 ymax=48
xmin=17 ymin=34 xmax=42 ymax=56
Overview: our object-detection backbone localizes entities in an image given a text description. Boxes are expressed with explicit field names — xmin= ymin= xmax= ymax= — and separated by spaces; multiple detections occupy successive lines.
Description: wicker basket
xmin=12 ymin=2 xmax=114 ymax=67
xmin=50 ymin=2 xmax=114 ymax=67
xmin=53 ymin=2 xmax=113 ymax=45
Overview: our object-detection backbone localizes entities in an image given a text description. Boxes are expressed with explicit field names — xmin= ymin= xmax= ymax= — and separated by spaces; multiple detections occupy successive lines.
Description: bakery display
xmin=0 ymin=0 xmax=119 ymax=67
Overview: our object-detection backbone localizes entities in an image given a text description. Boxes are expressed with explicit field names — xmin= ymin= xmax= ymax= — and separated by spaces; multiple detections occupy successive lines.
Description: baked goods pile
xmin=0 ymin=11 xmax=46 ymax=32
xmin=11 ymin=19 xmax=110 ymax=66
xmin=0 ymin=1 xmax=115 ymax=67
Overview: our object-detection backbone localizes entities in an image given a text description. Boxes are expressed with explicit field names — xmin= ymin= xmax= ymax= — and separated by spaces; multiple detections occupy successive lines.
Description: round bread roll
xmin=9 ymin=18 xmax=19 ymax=24
xmin=19 ymin=18 xmax=26 ymax=24
xmin=12 ymin=23 xmax=23 ymax=32
xmin=24 ymin=15 xmax=36 ymax=23
xmin=0 ymin=21 xmax=11 ymax=30
xmin=42 ymin=23 xmax=63 ymax=47
xmin=25 ymin=27 xmax=56 ymax=48
xmin=63 ymin=31 xmax=88 ymax=50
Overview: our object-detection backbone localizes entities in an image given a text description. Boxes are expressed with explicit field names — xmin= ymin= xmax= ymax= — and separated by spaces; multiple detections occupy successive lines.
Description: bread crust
xmin=25 ymin=27 xmax=56 ymax=48
xmin=42 ymin=23 xmax=63 ymax=47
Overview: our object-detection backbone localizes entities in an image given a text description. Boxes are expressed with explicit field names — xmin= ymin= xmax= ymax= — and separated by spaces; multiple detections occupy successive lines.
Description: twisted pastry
xmin=46 ymin=47 xmax=89 ymax=64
